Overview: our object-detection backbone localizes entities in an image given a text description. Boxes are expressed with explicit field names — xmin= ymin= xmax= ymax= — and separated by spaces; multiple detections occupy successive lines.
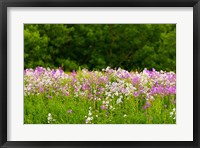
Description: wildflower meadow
xmin=24 ymin=24 xmax=176 ymax=124
xmin=24 ymin=66 xmax=176 ymax=124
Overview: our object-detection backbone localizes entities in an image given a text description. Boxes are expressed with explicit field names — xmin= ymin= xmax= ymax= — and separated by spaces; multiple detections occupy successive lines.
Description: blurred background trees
xmin=24 ymin=24 xmax=176 ymax=72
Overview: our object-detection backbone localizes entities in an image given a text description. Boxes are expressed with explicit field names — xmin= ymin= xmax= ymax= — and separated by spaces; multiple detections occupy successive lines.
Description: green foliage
xmin=24 ymin=94 xmax=176 ymax=124
xmin=24 ymin=24 xmax=176 ymax=71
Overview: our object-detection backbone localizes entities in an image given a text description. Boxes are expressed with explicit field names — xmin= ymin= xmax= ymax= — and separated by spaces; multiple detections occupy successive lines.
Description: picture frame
xmin=0 ymin=0 xmax=200 ymax=147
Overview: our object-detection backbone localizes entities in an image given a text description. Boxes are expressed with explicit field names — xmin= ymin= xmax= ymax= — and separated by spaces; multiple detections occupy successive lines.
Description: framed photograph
xmin=1 ymin=0 xmax=200 ymax=147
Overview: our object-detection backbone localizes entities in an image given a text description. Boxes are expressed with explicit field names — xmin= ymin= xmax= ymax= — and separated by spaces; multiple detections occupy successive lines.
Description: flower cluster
xmin=85 ymin=107 xmax=93 ymax=124
xmin=25 ymin=66 xmax=176 ymax=123
xmin=24 ymin=67 xmax=69 ymax=96
xmin=170 ymin=108 xmax=176 ymax=120
xmin=47 ymin=113 xmax=56 ymax=123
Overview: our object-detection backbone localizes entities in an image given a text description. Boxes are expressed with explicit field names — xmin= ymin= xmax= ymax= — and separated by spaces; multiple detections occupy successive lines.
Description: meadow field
xmin=24 ymin=24 xmax=176 ymax=124
xmin=24 ymin=66 xmax=176 ymax=124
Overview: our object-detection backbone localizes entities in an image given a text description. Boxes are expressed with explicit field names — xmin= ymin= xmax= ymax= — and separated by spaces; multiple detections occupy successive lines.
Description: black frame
xmin=0 ymin=0 xmax=200 ymax=148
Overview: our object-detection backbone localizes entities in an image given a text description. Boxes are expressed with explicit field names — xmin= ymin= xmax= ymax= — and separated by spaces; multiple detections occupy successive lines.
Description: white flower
xmin=96 ymin=115 xmax=98 ymax=118
xmin=48 ymin=116 xmax=52 ymax=121
xmin=47 ymin=113 xmax=56 ymax=124
xmin=150 ymin=96 xmax=154 ymax=100
xmin=88 ymin=111 xmax=92 ymax=116
xmin=124 ymin=114 xmax=127 ymax=117
xmin=170 ymin=112 xmax=173 ymax=117
xmin=116 ymin=98 xmax=122 ymax=104
xmin=106 ymin=66 xmax=110 ymax=71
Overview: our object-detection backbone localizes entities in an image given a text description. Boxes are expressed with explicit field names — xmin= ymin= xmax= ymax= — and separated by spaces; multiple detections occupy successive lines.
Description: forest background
xmin=24 ymin=24 xmax=176 ymax=72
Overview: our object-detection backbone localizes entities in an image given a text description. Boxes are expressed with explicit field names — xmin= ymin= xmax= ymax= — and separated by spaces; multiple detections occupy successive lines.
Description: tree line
xmin=24 ymin=24 xmax=176 ymax=72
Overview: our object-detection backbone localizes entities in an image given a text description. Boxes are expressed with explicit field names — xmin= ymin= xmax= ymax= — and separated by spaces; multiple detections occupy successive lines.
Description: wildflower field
xmin=24 ymin=66 xmax=176 ymax=124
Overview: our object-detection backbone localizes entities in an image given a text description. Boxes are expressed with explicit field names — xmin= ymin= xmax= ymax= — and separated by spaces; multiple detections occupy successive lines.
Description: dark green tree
xmin=24 ymin=24 xmax=176 ymax=72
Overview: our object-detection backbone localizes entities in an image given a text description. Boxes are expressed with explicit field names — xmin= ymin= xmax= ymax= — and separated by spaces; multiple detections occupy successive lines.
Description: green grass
xmin=24 ymin=94 xmax=176 ymax=124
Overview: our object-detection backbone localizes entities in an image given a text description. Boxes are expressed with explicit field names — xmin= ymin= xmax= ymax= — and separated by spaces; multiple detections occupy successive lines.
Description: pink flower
xmin=101 ymin=105 xmax=107 ymax=110
xmin=48 ymin=95 xmax=52 ymax=99
xmin=66 ymin=92 xmax=69 ymax=96
xmin=67 ymin=109 xmax=73 ymax=114
xmin=132 ymin=76 xmax=139 ymax=85
xmin=72 ymin=70 xmax=76 ymax=76
xmin=39 ymin=87 xmax=44 ymax=93
xmin=143 ymin=101 xmax=151 ymax=109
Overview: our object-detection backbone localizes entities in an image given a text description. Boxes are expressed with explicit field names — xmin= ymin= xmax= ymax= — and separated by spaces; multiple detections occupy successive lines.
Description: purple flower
xmin=121 ymin=87 xmax=127 ymax=94
xmin=101 ymin=105 xmax=107 ymax=110
xmin=151 ymin=86 xmax=157 ymax=94
xmin=36 ymin=66 xmax=43 ymax=73
xmin=67 ymin=109 xmax=73 ymax=114
xmin=48 ymin=95 xmax=52 ymax=99
xmin=72 ymin=70 xmax=76 ymax=76
xmin=134 ymin=92 xmax=140 ymax=97
xmin=88 ymin=94 xmax=93 ymax=99
xmin=51 ymin=70 xmax=56 ymax=77
xmin=59 ymin=67 xmax=64 ymax=73
xmin=143 ymin=101 xmax=151 ymax=109
xmin=132 ymin=76 xmax=139 ymax=85
xmin=66 ymin=92 xmax=69 ymax=96
xmin=81 ymin=83 xmax=87 ymax=90
xmin=97 ymin=91 xmax=101 ymax=95
xmin=98 ymin=87 xmax=103 ymax=91
xmin=73 ymin=78 xmax=77 ymax=83
xmin=39 ymin=87 xmax=44 ymax=93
